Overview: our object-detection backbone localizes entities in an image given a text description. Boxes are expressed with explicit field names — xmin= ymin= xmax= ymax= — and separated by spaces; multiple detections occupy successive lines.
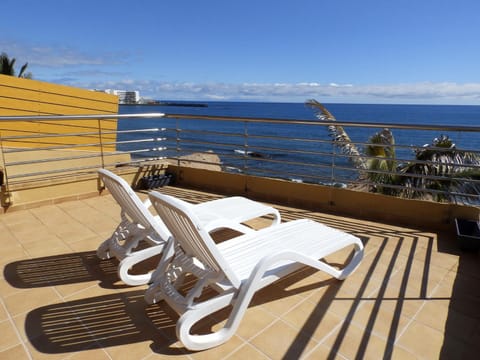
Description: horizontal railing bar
xmin=5 ymin=148 xmax=167 ymax=167
xmin=3 ymin=138 xmax=165 ymax=154
xmin=0 ymin=113 xmax=165 ymax=122
xmin=8 ymin=156 xmax=166 ymax=181
xmin=8 ymin=164 xmax=110 ymax=179
xmin=171 ymin=128 xmax=480 ymax=155
xmin=6 ymin=152 xmax=116 ymax=167
xmin=0 ymin=128 xmax=164 ymax=141
xmin=240 ymin=166 xmax=332 ymax=182
xmin=164 ymin=113 xmax=480 ymax=132
xmin=109 ymin=157 xmax=167 ymax=167
xmin=172 ymin=137 xmax=480 ymax=171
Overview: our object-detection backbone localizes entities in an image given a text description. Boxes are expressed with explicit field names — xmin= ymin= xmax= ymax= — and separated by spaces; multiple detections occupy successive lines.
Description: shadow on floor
xmin=24 ymin=265 xmax=342 ymax=355
xmin=3 ymin=250 xmax=162 ymax=290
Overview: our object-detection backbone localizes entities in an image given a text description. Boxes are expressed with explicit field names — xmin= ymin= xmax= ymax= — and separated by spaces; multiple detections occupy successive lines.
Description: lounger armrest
xmin=203 ymin=219 xmax=256 ymax=235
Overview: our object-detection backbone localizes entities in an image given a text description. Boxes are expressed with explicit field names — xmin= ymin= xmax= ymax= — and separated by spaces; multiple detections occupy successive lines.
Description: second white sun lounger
xmin=144 ymin=191 xmax=364 ymax=351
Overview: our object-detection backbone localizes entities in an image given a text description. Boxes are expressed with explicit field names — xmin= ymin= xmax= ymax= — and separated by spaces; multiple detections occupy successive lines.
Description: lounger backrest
xmin=98 ymin=169 xmax=169 ymax=239
xmin=149 ymin=191 xmax=241 ymax=288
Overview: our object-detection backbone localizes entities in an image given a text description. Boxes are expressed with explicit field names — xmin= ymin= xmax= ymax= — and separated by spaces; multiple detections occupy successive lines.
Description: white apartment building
xmin=101 ymin=89 xmax=140 ymax=104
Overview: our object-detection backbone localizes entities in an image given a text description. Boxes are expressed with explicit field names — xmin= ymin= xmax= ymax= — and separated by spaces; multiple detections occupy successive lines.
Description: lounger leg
xmin=96 ymin=218 xmax=134 ymax=260
xmin=176 ymin=292 xmax=236 ymax=351
xmin=96 ymin=237 xmax=112 ymax=259
xmin=118 ymin=244 xmax=165 ymax=286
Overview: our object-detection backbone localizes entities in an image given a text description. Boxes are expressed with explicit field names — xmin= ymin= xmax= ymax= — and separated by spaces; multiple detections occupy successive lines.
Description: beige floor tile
xmin=143 ymin=347 xmax=191 ymax=359
xmin=68 ymin=235 xmax=106 ymax=252
xmin=0 ymin=343 xmax=31 ymax=360
xmin=396 ymin=321 xmax=446 ymax=359
xmin=226 ymin=343 xmax=270 ymax=359
xmin=349 ymin=299 xmax=413 ymax=342
xmin=8 ymin=227 xmax=52 ymax=246
xmin=306 ymin=287 xmax=361 ymax=318
xmin=0 ymin=302 xmax=7 ymax=322
xmin=0 ymin=245 xmax=29 ymax=271
xmin=54 ymin=222 xmax=98 ymax=243
xmin=24 ymin=340 xmax=98 ymax=360
xmin=283 ymin=301 xmax=344 ymax=342
xmin=3 ymin=287 xmax=61 ymax=316
xmin=234 ymin=304 xmax=277 ymax=341
xmin=68 ymin=347 xmax=112 ymax=359
xmin=249 ymin=319 xmax=318 ymax=359
xmin=322 ymin=320 xmax=392 ymax=359
xmin=415 ymin=299 xmax=478 ymax=341
xmin=105 ymin=341 xmax=163 ymax=360
xmin=303 ymin=343 xmax=344 ymax=360
xmin=0 ymin=320 xmax=21 ymax=352
xmin=251 ymin=283 xmax=310 ymax=317
xmin=189 ymin=335 xmax=245 ymax=360
xmin=0 ymin=276 xmax=24 ymax=300
xmin=24 ymin=239 xmax=73 ymax=258
xmin=388 ymin=345 xmax=418 ymax=359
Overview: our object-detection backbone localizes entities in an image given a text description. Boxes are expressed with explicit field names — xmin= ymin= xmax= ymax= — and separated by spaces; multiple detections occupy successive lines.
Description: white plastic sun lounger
xmin=97 ymin=169 xmax=280 ymax=286
xmin=144 ymin=191 xmax=364 ymax=351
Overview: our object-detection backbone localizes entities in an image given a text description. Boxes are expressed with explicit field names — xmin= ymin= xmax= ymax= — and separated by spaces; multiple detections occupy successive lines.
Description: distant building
xmin=98 ymin=89 xmax=140 ymax=104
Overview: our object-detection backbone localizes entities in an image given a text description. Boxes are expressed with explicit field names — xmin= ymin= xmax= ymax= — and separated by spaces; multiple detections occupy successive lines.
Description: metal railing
xmin=0 ymin=113 xmax=166 ymax=188
xmin=1 ymin=112 xmax=479 ymax=206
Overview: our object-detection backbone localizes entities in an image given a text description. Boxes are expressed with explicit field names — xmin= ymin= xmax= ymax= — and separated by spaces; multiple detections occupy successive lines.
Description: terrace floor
xmin=0 ymin=185 xmax=479 ymax=359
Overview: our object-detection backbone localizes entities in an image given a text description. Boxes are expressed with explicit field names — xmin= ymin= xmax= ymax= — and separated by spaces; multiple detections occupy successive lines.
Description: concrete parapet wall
xmin=168 ymin=165 xmax=479 ymax=230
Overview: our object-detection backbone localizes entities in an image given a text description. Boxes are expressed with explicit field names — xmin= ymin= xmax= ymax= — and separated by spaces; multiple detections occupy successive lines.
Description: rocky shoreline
xmin=167 ymin=151 xmax=222 ymax=171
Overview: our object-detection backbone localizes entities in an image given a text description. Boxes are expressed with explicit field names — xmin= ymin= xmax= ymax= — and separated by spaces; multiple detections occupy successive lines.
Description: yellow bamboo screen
xmin=0 ymin=75 xmax=119 ymax=151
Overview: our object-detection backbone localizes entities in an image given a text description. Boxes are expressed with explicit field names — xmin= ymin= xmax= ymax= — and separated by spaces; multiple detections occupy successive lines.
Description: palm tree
xmin=306 ymin=99 xmax=367 ymax=170
xmin=364 ymin=128 xmax=400 ymax=195
xmin=306 ymin=100 xmax=480 ymax=203
xmin=399 ymin=135 xmax=480 ymax=203
xmin=0 ymin=52 xmax=30 ymax=78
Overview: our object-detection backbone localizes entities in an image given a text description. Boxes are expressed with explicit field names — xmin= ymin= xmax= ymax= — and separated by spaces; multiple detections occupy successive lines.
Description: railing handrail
xmin=1 ymin=112 xmax=479 ymax=133
xmin=164 ymin=113 xmax=480 ymax=132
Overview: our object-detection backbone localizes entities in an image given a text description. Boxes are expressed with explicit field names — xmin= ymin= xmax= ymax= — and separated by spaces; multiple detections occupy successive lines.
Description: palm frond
xmin=18 ymin=62 xmax=28 ymax=78
xmin=306 ymin=99 xmax=367 ymax=170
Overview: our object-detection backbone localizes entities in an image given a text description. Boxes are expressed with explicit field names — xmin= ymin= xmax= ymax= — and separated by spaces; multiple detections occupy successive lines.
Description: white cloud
xmin=57 ymin=79 xmax=480 ymax=104
xmin=0 ymin=40 xmax=129 ymax=67
xmin=4 ymin=40 xmax=479 ymax=104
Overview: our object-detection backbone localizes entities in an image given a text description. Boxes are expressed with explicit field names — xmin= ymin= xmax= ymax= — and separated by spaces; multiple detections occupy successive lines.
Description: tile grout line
xmin=0 ymin=294 xmax=34 ymax=359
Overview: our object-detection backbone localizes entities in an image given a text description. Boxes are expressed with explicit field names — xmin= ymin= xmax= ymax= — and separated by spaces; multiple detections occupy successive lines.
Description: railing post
xmin=176 ymin=118 xmax=181 ymax=167
xmin=97 ymin=118 xmax=105 ymax=169
xmin=0 ymin=134 xmax=12 ymax=207
xmin=243 ymin=121 xmax=248 ymax=175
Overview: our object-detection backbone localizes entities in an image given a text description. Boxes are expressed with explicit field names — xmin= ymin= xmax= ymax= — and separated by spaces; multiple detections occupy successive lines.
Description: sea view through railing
xmin=118 ymin=102 xmax=480 ymax=204
xmin=1 ymin=102 xmax=479 ymax=206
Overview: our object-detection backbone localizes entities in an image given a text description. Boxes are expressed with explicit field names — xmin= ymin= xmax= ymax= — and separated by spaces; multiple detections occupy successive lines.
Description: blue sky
xmin=2 ymin=0 xmax=480 ymax=104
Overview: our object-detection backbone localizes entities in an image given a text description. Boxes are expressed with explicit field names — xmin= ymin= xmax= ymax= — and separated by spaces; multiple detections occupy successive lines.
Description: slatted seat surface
xmin=217 ymin=219 xmax=358 ymax=284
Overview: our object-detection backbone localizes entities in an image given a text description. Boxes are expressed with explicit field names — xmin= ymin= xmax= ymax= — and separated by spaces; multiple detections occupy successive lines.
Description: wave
xmin=233 ymin=149 xmax=271 ymax=158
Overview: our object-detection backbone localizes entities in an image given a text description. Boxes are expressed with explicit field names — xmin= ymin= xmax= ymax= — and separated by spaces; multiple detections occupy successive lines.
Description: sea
xmin=118 ymin=102 xmax=480 ymax=183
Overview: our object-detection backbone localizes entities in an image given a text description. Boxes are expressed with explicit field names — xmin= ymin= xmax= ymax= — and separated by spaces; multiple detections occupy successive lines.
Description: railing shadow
xmin=3 ymin=251 xmax=129 ymax=289
xmin=279 ymin=218 xmax=440 ymax=359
